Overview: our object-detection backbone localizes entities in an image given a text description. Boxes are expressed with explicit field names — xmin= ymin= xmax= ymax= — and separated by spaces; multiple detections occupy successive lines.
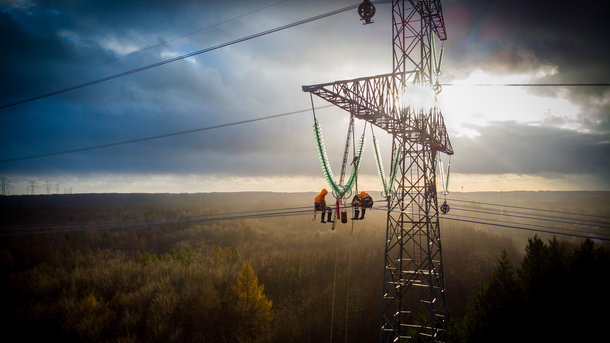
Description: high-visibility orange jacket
xmin=314 ymin=188 xmax=328 ymax=206
xmin=358 ymin=191 xmax=370 ymax=200
xmin=357 ymin=191 xmax=373 ymax=208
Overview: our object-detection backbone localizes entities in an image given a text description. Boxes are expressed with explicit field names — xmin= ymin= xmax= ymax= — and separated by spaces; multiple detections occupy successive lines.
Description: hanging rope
xmin=329 ymin=235 xmax=339 ymax=343
xmin=344 ymin=222 xmax=353 ymax=343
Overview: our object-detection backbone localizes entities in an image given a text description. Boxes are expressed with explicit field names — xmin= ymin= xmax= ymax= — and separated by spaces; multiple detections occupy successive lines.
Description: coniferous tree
xmin=457 ymin=251 xmax=519 ymax=343
xmin=232 ymin=261 xmax=274 ymax=342
xmin=456 ymin=237 xmax=609 ymax=343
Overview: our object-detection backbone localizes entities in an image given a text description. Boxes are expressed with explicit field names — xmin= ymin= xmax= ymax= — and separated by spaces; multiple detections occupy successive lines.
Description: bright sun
xmin=437 ymin=68 xmax=580 ymax=137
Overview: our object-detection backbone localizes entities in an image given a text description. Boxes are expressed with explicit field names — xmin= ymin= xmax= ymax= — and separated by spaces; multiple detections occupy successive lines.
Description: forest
xmin=0 ymin=191 xmax=608 ymax=342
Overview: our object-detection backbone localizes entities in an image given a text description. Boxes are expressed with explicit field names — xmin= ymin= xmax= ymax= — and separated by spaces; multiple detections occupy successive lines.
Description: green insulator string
xmin=373 ymin=137 xmax=389 ymax=194
xmin=431 ymin=36 xmax=444 ymax=76
xmin=313 ymin=121 xmax=342 ymax=195
xmin=309 ymin=92 xmax=366 ymax=199
xmin=371 ymin=127 xmax=401 ymax=196
xmin=313 ymin=120 xmax=365 ymax=197
xmin=389 ymin=145 xmax=400 ymax=193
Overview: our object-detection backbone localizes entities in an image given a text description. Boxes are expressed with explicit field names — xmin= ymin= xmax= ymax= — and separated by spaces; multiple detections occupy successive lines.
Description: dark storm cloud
xmin=442 ymin=0 xmax=610 ymax=170
xmin=0 ymin=1 xmax=317 ymax=166
xmin=0 ymin=0 xmax=237 ymax=102
xmin=444 ymin=0 xmax=610 ymax=82
xmin=1 ymin=0 xmax=608 ymax=187
xmin=443 ymin=0 xmax=610 ymax=136
xmin=452 ymin=121 xmax=610 ymax=174
xmin=0 ymin=0 xmax=377 ymax=178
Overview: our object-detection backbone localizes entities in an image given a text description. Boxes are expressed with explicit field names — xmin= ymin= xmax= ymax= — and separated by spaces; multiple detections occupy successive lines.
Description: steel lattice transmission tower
xmin=302 ymin=1 xmax=453 ymax=341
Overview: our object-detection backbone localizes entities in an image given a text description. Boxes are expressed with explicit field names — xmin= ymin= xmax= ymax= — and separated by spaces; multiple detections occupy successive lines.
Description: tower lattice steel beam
xmin=302 ymin=1 xmax=452 ymax=342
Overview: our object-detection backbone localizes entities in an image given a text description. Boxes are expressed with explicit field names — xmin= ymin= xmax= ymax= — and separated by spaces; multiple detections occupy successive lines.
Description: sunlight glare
xmin=437 ymin=68 xmax=580 ymax=137
xmin=399 ymin=83 xmax=437 ymax=112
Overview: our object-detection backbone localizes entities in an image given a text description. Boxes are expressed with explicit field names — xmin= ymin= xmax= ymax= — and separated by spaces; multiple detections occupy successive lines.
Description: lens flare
xmin=398 ymin=83 xmax=437 ymax=112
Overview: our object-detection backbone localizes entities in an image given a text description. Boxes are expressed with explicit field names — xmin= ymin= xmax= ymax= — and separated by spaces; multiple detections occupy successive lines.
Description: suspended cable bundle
xmin=312 ymin=119 xmax=365 ymax=197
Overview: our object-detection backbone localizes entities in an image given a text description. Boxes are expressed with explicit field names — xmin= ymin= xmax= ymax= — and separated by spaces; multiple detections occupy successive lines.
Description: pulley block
xmin=358 ymin=0 xmax=376 ymax=24
xmin=440 ymin=200 xmax=450 ymax=214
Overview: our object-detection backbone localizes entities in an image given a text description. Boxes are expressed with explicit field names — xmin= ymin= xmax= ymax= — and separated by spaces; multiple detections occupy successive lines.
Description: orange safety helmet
xmin=358 ymin=191 xmax=370 ymax=199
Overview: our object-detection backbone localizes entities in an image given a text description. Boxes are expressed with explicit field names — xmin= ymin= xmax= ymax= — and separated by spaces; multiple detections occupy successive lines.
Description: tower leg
xmin=379 ymin=130 xmax=447 ymax=343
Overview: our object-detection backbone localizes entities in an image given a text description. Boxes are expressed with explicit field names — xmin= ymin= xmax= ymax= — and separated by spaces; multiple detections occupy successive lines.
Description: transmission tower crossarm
xmin=302 ymin=72 xmax=453 ymax=155
xmin=303 ymin=72 xmax=402 ymax=131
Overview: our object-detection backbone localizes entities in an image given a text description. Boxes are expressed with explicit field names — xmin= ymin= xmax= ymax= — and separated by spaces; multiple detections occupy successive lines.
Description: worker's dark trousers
xmin=321 ymin=210 xmax=332 ymax=223
xmin=353 ymin=208 xmax=366 ymax=220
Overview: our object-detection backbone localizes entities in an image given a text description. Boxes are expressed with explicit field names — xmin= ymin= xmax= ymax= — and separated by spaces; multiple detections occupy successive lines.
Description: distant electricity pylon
xmin=0 ymin=176 xmax=9 ymax=196
xmin=29 ymin=180 xmax=38 ymax=195
xmin=303 ymin=1 xmax=452 ymax=341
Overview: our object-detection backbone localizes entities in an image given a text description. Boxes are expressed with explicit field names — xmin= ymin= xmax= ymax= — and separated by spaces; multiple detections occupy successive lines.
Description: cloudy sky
xmin=0 ymin=0 xmax=608 ymax=194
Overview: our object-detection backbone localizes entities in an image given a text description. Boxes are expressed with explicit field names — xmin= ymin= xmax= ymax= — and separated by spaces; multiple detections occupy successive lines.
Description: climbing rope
xmin=344 ymin=221 xmax=354 ymax=343
xmin=329 ymin=235 xmax=339 ymax=343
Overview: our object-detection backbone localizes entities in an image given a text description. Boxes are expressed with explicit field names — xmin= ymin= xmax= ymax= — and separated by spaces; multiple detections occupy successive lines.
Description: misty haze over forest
xmin=1 ymin=191 xmax=608 ymax=342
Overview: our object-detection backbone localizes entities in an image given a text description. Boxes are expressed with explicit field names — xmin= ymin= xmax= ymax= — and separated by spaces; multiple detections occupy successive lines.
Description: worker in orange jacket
xmin=351 ymin=191 xmax=373 ymax=220
xmin=314 ymin=188 xmax=332 ymax=223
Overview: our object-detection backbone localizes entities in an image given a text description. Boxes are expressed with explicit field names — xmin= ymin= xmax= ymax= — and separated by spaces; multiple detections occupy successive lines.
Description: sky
xmin=0 ymin=0 xmax=609 ymax=194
